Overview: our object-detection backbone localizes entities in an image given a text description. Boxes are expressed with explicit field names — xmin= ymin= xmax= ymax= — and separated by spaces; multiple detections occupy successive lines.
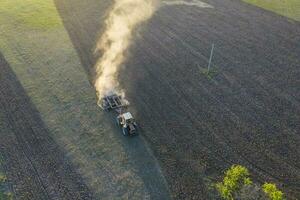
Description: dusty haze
xmin=94 ymin=0 xmax=158 ymax=101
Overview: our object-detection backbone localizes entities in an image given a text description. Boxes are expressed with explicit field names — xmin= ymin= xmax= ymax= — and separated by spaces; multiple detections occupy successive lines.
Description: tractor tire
xmin=122 ymin=128 xmax=129 ymax=136
xmin=116 ymin=118 xmax=120 ymax=127
xmin=132 ymin=125 xmax=138 ymax=136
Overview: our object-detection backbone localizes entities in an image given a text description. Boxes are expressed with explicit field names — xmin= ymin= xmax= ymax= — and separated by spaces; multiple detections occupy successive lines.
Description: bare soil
xmin=44 ymin=0 xmax=300 ymax=199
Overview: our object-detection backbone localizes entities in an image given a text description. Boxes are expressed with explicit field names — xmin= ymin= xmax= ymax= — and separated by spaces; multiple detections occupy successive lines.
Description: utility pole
xmin=207 ymin=43 xmax=215 ymax=72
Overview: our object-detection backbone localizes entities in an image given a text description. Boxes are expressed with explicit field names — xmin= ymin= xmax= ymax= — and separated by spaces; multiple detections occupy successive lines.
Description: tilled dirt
xmin=55 ymin=0 xmax=300 ymax=199
xmin=0 ymin=52 xmax=93 ymax=199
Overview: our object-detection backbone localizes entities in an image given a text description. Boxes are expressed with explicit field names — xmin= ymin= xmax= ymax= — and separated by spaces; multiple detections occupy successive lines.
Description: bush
xmin=0 ymin=173 xmax=6 ymax=183
xmin=216 ymin=165 xmax=252 ymax=200
xmin=262 ymin=183 xmax=284 ymax=200
xmin=0 ymin=192 xmax=13 ymax=200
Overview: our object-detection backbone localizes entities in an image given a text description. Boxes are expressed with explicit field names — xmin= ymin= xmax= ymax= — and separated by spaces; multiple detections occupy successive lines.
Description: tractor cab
xmin=116 ymin=112 xmax=138 ymax=136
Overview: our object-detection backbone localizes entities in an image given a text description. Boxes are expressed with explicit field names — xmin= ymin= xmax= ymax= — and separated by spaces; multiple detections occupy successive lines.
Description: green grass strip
xmin=243 ymin=0 xmax=300 ymax=21
xmin=0 ymin=0 xmax=62 ymax=29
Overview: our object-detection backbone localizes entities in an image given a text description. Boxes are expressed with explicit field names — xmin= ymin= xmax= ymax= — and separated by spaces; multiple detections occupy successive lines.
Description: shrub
xmin=262 ymin=183 xmax=284 ymax=200
xmin=0 ymin=192 xmax=13 ymax=200
xmin=0 ymin=173 xmax=6 ymax=183
xmin=216 ymin=165 xmax=252 ymax=200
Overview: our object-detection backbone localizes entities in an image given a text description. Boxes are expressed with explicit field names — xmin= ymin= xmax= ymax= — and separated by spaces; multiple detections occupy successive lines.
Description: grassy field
xmin=0 ymin=0 xmax=164 ymax=199
xmin=0 ymin=155 xmax=12 ymax=200
xmin=243 ymin=0 xmax=300 ymax=21
xmin=0 ymin=0 xmax=61 ymax=29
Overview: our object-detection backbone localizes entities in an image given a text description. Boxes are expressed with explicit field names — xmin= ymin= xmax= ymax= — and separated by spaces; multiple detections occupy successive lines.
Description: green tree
xmin=262 ymin=183 xmax=284 ymax=200
xmin=216 ymin=165 xmax=252 ymax=200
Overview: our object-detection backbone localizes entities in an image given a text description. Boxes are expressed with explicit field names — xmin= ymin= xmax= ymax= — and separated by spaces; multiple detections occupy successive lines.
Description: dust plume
xmin=162 ymin=0 xmax=213 ymax=8
xmin=94 ymin=0 xmax=157 ymax=101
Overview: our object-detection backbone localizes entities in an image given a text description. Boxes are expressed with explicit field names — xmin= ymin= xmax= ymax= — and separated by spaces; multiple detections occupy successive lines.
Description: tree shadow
xmin=54 ymin=0 xmax=112 ymax=82
xmin=0 ymin=52 xmax=93 ymax=199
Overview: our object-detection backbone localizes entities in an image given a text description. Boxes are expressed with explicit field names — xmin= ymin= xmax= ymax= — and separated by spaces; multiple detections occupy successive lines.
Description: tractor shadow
xmin=54 ymin=0 xmax=112 ymax=82
xmin=104 ymin=111 xmax=171 ymax=200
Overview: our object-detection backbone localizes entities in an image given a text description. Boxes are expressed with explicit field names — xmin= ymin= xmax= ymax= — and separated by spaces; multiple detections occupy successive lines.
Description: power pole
xmin=207 ymin=43 xmax=215 ymax=72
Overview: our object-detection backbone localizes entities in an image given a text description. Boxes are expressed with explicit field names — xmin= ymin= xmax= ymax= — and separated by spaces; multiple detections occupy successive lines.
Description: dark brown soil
xmin=58 ymin=0 xmax=300 ymax=199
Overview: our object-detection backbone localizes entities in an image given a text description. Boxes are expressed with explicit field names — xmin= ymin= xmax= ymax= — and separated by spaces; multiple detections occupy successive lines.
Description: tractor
xmin=100 ymin=93 xmax=138 ymax=136
xmin=116 ymin=112 xmax=138 ymax=136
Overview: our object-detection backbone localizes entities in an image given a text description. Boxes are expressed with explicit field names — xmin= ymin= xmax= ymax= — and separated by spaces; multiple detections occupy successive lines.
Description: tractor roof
xmin=123 ymin=112 xmax=133 ymax=120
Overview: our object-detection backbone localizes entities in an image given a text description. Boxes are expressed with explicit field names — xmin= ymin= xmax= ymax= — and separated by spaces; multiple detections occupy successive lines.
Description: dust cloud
xmin=94 ymin=0 xmax=157 ymax=101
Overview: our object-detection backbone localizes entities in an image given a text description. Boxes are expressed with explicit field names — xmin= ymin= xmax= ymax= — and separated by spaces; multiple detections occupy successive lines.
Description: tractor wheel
xmin=122 ymin=128 xmax=129 ymax=136
xmin=116 ymin=118 xmax=120 ymax=127
xmin=132 ymin=124 xmax=138 ymax=136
